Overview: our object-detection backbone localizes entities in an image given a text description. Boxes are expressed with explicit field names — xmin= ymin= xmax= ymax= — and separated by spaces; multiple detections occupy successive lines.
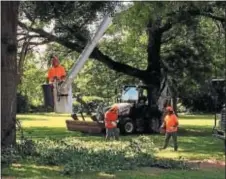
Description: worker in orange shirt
xmin=104 ymin=105 xmax=119 ymax=140
xmin=47 ymin=55 xmax=66 ymax=84
xmin=160 ymin=106 xmax=179 ymax=151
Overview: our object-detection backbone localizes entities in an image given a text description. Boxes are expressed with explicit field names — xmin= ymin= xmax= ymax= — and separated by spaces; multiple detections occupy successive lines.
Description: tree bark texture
xmin=1 ymin=1 xmax=20 ymax=147
xmin=143 ymin=20 xmax=163 ymax=107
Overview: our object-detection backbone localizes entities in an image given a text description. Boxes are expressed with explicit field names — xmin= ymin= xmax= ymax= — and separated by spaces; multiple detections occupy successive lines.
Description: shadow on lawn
xmin=179 ymin=126 xmax=212 ymax=137
xmin=178 ymin=136 xmax=225 ymax=158
xmin=2 ymin=164 xmax=67 ymax=179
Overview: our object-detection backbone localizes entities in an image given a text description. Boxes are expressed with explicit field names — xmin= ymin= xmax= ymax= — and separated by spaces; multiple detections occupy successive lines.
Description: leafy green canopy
xmin=18 ymin=2 xmax=225 ymax=108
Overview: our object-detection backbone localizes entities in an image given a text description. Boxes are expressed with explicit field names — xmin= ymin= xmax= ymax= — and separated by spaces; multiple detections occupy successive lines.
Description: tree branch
xmin=203 ymin=13 xmax=225 ymax=22
xmin=18 ymin=21 xmax=83 ymax=52
xmin=161 ymin=33 xmax=177 ymax=44
xmin=17 ymin=35 xmax=42 ymax=42
xmin=28 ymin=39 xmax=52 ymax=46
xmin=17 ymin=37 xmax=32 ymax=84
xmin=19 ymin=21 xmax=148 ymax=80
xmin=159 ymin=8 xmax=225 ymax=34
xmin=58 ymin=19 xmax=88 ymax=43
xmin=91 ymin=48 xmax=147 ymax=79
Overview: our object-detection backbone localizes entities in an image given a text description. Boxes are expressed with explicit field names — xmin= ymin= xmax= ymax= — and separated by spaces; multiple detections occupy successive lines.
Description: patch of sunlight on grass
xmin=155 ymin=150 xmax=181 ymax=159
xmin=17 ymin=113 xmax=214 ymax=129
xmin=155 ymin=150 xmax=221 ymax=160
xmin=180 ymin=119 xmax=214 ymax=126
xmin=2 ymin=163 xmax=68 ymax=179
xmin=17 ymin=113 xmax=92 ymax=128
xmin=98 ymin=172 xmax=116 ymax=178
xmin=12 ymin=164 xmax=62 ymax=171
xmin=180 ymin=114 xmax=214 ymax=119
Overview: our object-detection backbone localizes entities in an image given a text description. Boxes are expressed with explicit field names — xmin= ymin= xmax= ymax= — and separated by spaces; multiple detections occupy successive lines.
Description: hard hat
xmin=166 ymin=106 xmax=173 ymax=112
xmin=110 ymin=105 xmax=118 ymax=112
xmin=52 ymin=56 xmax=60 ymax=66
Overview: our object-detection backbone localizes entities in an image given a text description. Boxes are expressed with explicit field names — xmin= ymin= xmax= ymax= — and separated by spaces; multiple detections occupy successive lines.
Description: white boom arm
xmin=59 ymin=15 xmax=112 ymax=94
xmin=53 ymin=5 xmax=132 ymax=113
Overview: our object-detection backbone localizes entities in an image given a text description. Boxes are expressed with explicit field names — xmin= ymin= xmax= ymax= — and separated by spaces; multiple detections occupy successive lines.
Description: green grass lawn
xmin=3 ymin=164 xmax=225 ymax=179
xmin=2 ymin=113 xmax=225 ymax=179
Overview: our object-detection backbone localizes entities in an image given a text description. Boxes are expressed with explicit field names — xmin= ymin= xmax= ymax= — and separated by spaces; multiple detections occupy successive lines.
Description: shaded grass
xmin=2 ymin=164 xmax=225 ymax=179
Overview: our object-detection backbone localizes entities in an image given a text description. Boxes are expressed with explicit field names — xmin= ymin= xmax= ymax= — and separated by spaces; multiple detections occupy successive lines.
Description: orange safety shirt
xmin=47 ymin=65 xmax=66 ymax=82
xmin=164 ymin=114 xmax=179 ymax=132
xmin=104 ymin=110 xmax=118 ymax=129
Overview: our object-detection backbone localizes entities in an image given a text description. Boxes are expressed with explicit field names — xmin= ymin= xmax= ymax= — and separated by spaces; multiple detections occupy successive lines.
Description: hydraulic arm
xmin=59 ymin=15 xmax=112 ymax=95
xmin=51 ymin=5 xmax=132 ymax=113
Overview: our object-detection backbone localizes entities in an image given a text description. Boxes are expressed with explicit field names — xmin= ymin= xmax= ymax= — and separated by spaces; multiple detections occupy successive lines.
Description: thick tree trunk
xmin=143 ymin=20 xmax=163 ymax=107
xmin=1 ymin=1 xmax=20 ymax=147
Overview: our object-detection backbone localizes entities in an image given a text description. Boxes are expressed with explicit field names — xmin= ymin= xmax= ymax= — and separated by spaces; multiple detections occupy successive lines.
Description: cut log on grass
xmin=66 ymin=120 xmax=103 ymax=134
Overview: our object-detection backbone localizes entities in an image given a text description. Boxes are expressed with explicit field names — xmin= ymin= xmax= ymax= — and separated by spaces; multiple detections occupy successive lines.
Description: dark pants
xmin=106 ymin=128 xmax=119 ymax=140
xmin=163 ymin=132 xmax=178 ymax=151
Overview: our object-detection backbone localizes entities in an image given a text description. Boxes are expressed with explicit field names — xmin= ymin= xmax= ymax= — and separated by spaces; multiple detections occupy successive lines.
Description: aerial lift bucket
xmin=42 ymin=83 xmax=73 ymax=113
xmin=42 ymin=84 xmax=54 ymax=108
xmin=53 ymin=83 xmax=73 ymax=113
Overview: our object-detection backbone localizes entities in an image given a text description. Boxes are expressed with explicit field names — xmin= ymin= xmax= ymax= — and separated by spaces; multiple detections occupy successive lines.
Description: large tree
xmin=18 ymin=2 xmax=225 ymax=107
xmin=1 ymin=1 xmax=20 ymax=147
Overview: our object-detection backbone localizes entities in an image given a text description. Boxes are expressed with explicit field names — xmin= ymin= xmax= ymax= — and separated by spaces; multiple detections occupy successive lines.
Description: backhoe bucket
xmin=66 ymin=120 xmax=104 ymax=134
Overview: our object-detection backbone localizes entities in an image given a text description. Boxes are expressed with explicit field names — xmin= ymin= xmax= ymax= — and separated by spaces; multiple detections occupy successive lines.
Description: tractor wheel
xmin=120 ymin=119 xmax=135 ymax=134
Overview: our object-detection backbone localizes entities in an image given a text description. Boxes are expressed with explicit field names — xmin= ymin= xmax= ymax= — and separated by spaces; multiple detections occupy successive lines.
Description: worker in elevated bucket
xmin=160 ymin=106 xmax=179 ymax=151
xmin=104 ymin=105 xmax=120 ymax=141
xmin=46 ymin=55 xmax=66 ymax=84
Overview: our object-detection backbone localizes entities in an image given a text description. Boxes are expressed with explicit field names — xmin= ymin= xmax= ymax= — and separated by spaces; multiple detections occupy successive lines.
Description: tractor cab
xmin=120 ymin=85 xmax=148 ymax=105
xmin=92 ymin=85 xmax=162 ymax=134
xmin=119 ymin=85 xmax=162 ymax=133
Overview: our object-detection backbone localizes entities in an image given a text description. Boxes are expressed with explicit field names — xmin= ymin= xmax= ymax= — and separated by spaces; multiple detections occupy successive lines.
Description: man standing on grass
xmin=160 ymin=106 xmax=179 ymax=151
xmin=104 ymin=105 xmax=119 ymax=141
